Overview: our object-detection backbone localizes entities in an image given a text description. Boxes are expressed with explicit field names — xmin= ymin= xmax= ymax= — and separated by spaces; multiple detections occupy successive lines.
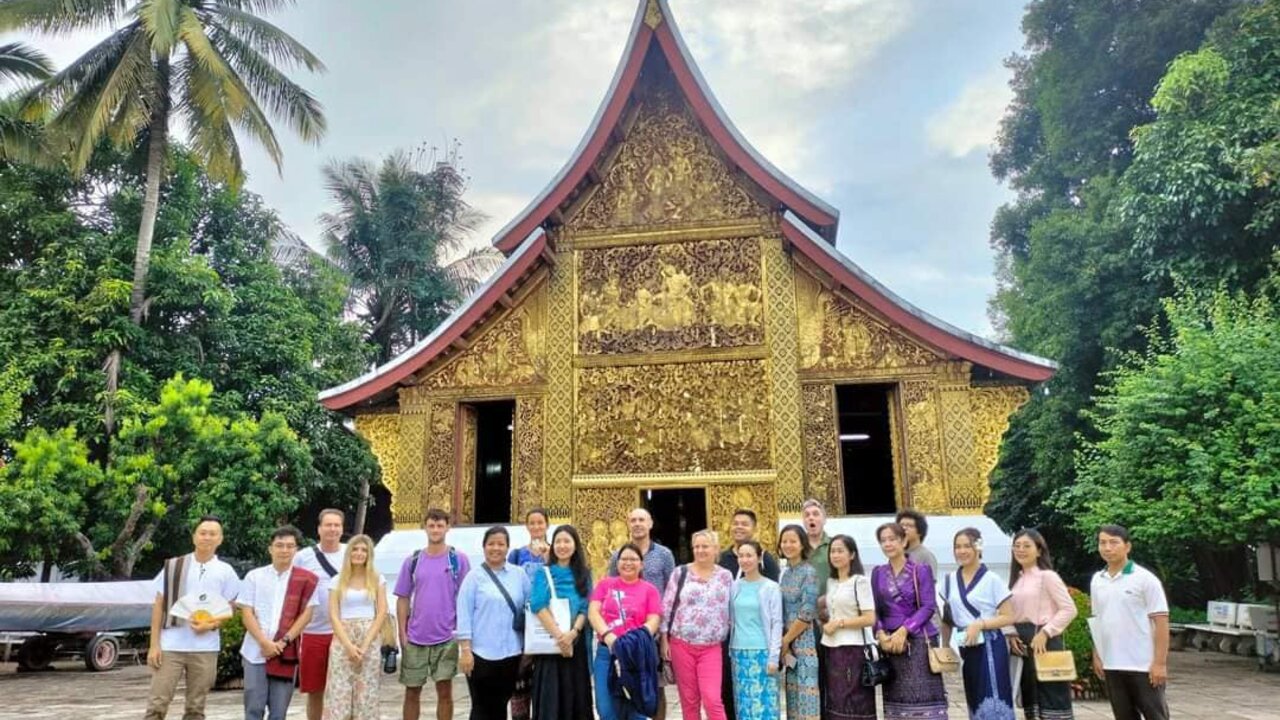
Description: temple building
xmin=319 ymin=0 xmax=1055 ymax=575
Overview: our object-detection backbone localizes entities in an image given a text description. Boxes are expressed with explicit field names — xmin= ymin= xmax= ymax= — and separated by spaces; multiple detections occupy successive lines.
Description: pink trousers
xmin=668 ymin=636 xmax=727 ymax=720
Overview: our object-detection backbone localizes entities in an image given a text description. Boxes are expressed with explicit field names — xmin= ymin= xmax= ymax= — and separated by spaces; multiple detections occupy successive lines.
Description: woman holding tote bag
xmin=529 ymin=525 xmax=594 ymax=720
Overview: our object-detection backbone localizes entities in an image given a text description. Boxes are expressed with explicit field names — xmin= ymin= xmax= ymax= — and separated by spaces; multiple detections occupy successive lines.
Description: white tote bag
xmin=524 ymin=566 xmax=572 ymax=655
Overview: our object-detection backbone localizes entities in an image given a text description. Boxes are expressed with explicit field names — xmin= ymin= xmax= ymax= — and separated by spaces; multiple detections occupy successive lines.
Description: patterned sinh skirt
xmin=960 ymin=630 xmax=1015 ymax=720
xmin=322 ymin=618 xmax=382 ymax=720
xmin=883 ymin=634 xmax=948 ymax=720
xmin=730 ymin=648 xmax=779 ymax=720
xmin=823 ymin=644 xmax=876 ymax=720
xmin=785 ymin=632 xmax=820 ymax=720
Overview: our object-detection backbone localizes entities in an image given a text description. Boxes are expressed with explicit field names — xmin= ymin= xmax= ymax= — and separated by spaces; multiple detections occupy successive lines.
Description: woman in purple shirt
xmin=872 ymin=522 xmax=949 ymax=720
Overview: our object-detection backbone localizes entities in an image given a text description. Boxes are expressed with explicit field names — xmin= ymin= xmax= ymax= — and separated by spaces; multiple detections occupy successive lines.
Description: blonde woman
xmin=323 ymin=535 xmax=387 ymax=720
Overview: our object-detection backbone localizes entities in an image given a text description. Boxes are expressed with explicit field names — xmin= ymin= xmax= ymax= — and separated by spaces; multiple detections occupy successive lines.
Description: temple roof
xmin=318 ymin=0 xmax=1056 ymax=412
xmin=490 ymin=0 xmax=840 ymax=253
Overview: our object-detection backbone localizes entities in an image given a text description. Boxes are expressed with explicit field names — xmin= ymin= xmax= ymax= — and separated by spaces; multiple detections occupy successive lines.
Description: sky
xmin=4 ymin=0 xmax=1031 ymax=340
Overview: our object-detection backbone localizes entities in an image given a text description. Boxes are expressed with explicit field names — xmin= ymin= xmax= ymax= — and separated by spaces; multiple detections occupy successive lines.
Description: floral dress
xmin=780 ymin=562 xmax=820 ymax=720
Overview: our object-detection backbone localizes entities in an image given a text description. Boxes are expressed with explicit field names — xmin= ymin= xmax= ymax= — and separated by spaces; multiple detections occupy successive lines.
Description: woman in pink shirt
xmin=589 ymin=543 xmax=662 ymax=720
xmin=1007 ymin=529 xmax=1078 ymax=720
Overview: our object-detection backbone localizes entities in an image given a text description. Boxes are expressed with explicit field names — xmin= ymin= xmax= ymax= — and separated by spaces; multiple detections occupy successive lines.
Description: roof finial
xmin=643 ymin=0 xmax=663 ymax=29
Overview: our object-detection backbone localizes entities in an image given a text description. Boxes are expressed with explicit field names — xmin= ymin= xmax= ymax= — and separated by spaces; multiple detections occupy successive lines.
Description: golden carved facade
xmin=578 ymin=238 xmax=763 ymax=355
xmin=345 ymin=61 xmax=1039 ymax=556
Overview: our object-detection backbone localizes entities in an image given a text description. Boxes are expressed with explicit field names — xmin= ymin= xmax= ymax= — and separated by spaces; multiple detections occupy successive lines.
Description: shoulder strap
xmin=483 ymin=565 xmax=520 ymax=618
xmin=163 ymin=555 xmax=186 ymax=628
xmin=850 ymin=575 xmax=873 ymax=645
xmin=406 ymin=550 xmax=423 ymax=625
xmin=543 ymin=565 xmax=558 ymax=600
xmin=669 ymin=565 xmax=690 ymax=628
xmin=313 ymin=546 xmax=339 ymax=578
xmin=448 ymin=546 xmax=459 ymax=581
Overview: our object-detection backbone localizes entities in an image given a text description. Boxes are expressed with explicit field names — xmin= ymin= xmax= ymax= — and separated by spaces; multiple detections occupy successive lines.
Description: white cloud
xmin=925 ymin=66 xmax=1013 ymax=158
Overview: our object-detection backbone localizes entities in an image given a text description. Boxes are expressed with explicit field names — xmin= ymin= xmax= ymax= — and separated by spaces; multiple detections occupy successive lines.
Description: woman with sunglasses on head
xmin=941 ymin=528 xmax=1015 ymax=720
xmin=1007 ymin=529 xmax=1076 ymax=720
xmin=872 ymin=521 xmax=948 ymax=720
xmin=589 ymin=542 xmax=662 ymax=720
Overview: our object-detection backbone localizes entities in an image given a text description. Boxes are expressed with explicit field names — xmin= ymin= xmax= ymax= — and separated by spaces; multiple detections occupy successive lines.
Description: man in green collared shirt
xmin=801 ymin=498 xmax=833 ymax=596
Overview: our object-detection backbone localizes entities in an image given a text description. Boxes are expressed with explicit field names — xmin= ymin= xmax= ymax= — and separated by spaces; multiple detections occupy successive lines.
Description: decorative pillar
xmin=762 ymin=237 xmax=805 ymax=513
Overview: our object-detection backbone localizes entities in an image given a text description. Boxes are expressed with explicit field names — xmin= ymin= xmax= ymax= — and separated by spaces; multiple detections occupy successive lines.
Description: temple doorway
xmin=836 ymin=384 xmax=898 ymax=515
xmin=469 ymin=399 xmax=515 ymax=524
xmin=643 ymin=487 xmax=707 ymax=564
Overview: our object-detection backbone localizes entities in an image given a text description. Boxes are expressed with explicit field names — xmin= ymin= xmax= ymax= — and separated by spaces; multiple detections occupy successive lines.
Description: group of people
xmin=141 ymin=502 xmax=1172 ymax=720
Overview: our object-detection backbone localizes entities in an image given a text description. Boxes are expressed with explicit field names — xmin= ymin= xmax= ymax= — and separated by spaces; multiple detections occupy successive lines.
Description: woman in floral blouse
xmin=778 ymin=524 xmax=820 ymax=720
xmin=660 ymin=529 xmax=734 ymax=720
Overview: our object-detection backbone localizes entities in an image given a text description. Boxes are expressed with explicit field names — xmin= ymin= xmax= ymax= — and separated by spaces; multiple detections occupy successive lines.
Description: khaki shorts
xmin=400 ymin=640 xmax=458 ymax=687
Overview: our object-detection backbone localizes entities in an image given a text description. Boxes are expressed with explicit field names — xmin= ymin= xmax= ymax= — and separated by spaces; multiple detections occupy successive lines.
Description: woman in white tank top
xmin=323 ymin=534 xmax=387 ymax=720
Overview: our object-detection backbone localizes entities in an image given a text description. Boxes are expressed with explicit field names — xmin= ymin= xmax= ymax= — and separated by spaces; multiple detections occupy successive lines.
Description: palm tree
xmin=321 ymin=145 xmax=504 ymax=364
xmin=0 ymin=0 xmax=326 ymax=430
xmin=0 ymin=41 xmax=53 ymax=162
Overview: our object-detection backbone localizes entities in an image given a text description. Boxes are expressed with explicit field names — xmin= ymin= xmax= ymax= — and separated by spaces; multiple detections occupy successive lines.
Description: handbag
xmin=1035 ymin=649 xmax=1077 ymax=682
xmin=927 ymin=635 xmax=960 ymax=673
xmin=482 ymin=565 xmax=526 ymax=633
xmin=379 ymin=611 xmax=399 ymax=674
xmin=525 ymin=566 xmax=573 ymax=655
xmin=853 ymin=575 xmax=894 ymax=688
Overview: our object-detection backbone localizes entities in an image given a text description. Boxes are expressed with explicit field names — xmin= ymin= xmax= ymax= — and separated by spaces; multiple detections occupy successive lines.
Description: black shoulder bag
xmin=856 ymin=573 xmax=894 ymax=688
xmin=482 ymin=565 xmax=526 ymax=633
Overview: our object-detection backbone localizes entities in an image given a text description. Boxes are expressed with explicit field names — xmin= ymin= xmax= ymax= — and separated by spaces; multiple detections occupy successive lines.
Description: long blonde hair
xmin=335 ymin=534 xmax=379 ymax=598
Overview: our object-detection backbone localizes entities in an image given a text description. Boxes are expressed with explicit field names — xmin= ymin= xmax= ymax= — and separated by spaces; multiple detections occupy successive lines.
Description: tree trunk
xmin=354 ymin=474 xmax=370 ymax=535
xmin=104 ymin=58 xmax=170 ymax=434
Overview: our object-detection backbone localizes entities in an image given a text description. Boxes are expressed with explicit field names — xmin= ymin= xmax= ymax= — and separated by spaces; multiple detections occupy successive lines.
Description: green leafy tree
xmin=1060 ymin=281 xmax=1280 ymax=600
xmin=0 ymin=41 xmax=52 ymax=163
xmin=0 ymin=375 xmax=312 ymax=578
xmin=321 ymin=146 xmax=501 ymax=363
xmin=0 ymin=0 xmax=327 ymax=430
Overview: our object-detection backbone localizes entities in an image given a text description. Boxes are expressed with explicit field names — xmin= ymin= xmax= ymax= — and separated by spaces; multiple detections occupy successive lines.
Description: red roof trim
xmin=781 ymin=219 xmax=1056 ymax=382
xmin=652 ymin=26 xmax=838 ymax=228
xmin=319 ymin=231 xmax=549 ymax=411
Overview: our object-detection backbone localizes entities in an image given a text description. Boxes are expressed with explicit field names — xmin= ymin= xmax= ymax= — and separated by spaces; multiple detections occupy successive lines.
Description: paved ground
xmin=0 ymin=649 xmax=1275 ymax=719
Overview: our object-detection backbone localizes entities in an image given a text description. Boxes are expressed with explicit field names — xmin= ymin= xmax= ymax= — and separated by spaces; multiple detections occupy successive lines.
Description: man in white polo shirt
xmin=1090 ymin=524 xmax=1170 ymax=720
xmin=293 ymin=508 xmax=348 ymax=720
xmin=145 ymin=515 xmax=242 ymax=720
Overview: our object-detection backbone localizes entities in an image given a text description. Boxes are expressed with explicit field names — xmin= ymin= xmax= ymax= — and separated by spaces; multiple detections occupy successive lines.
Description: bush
xmin=216 ymin=613 xmax=246 ymax=688
xmin=1169 ymin=605 xmax=1206 ymax=625
xmin=1063 ymin=587 xmax=1107 ymax=699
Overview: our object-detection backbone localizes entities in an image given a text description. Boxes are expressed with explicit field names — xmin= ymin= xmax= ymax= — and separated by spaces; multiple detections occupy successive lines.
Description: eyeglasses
xmin=618 ymin=557 xmax=641 ymax=563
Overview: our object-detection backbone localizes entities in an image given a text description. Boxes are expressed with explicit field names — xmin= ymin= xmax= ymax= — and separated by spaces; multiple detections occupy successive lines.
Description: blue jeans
xmin=593 ymin=642 xmax=646 ymax=720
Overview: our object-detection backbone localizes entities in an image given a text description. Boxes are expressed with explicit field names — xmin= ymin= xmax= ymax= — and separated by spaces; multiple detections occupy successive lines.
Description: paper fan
xmin=169 ymin=592 xmax=233 ymax=622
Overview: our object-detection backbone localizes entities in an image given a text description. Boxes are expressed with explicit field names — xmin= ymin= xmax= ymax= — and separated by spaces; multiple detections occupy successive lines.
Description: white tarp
xmin=0 ymin=581 xmax=155 ymax=632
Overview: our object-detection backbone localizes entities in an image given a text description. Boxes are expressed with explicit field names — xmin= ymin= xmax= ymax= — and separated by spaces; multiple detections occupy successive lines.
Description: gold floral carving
xmin=576 ymin=360 xmax=772 ymax=475
xmin=761 ymin=239 xmax=806 ymax=512
xmin=643 ymin=0 xmax=663 ymax=29
xmin=578 ymin=238 xmax=764 ymax=355
xmin=968 ymin=386 xmax=1030 ymax=510
xmin=511 ymin=396 xmax=545 ymax=520
xmin=542 ymin=252 xmax=575 ymax=517
xmin=575 ymin=487 xmax=639 ymax=579
xmin=417 ymin=292 xmax=546 ymax=391
xmin=800 ymin=384 xmax=841 ymax=512
xmin=396 ymin=413 xmax=429 ymax=526
xmin=457 ymin=406 xmax=477 ymax=524
xmin=569 ymin=78 xmax=765 ymax=231
xmin=354 ymin=413 xmax=414 ymax=526
xmin=795 ymin=272 xmax=937 ymax=372
xmin=709 ymin=484 xmax=777 ymax=550
xmin=900 ymin=379 xmax=949 ymax=514
xmin=423 ymin=402 xmax=456 ymax=515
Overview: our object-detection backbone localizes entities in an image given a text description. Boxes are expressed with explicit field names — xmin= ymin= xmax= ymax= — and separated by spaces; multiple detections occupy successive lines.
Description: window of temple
xmin=470 ymin=399 xmax=515 ymax=524
xmin=643 ymin=487 xmax=707 ymax=564
xmin=836 ymin=384 xmax=898 ymax=515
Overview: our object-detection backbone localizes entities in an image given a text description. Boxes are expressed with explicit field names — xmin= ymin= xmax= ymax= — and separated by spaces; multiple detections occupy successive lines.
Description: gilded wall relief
xmin=457 ymin=406 xmax=478 ymax=524
xmin=575 ymin=486 xmax=640 ymax=579
xmin=578 ymin=238 xmax=763 ymax=355
xmin=354 ymin=413 xmax=417 ymax=526
xmin=542 ymin=253 xmax=576 ymax=517
xmin=799 ymin=384 xmax=841 ymax=512
xmin=900 ymin=379 xmax=949 ymax=514
xmin=423 ymin=402 xmax=456 ymax=515
xmin=414 ymin=289 xmax=547 ymax=392
xmin=576 ymin=360 xmax=772 ymax=475
xmin=968 ymin=385 xmax=1030 ymax=510
xmin=569 ymin=79 xmax=766 ymax=231
xmin=709 ymin=484 xmax=777 ymax=550
xmin=795 ymin=271 xmax=937 ymax=372
xmin=763 ymin=238 xmax=806 ymax=512
xmin=511 ymin=396 xmax=545 ymax=520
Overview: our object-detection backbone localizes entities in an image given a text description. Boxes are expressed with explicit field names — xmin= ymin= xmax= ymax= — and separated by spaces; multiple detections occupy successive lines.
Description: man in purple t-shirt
xmin=395 ymin=508 xmax=471 ymax=720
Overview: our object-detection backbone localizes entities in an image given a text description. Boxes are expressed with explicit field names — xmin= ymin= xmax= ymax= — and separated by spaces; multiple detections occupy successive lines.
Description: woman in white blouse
xmin=1007 ymin=529 xmax=1077 ymax=720
xmin=821 ymin=534 xmax=876 ymax=720
xmin=323 ymin=534 xmax=387 ymax=720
